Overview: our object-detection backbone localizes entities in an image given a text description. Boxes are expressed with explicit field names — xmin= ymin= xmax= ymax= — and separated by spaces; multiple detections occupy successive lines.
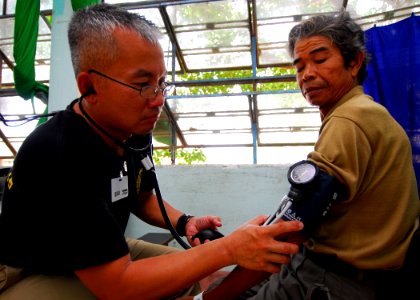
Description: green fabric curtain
xmin=13 ymin=0 xmax=100 ymax=103
xmin=13 ymin=0 xmax=49 ymax=101
xmin=71 ymin=0 xmax=101 ymax=11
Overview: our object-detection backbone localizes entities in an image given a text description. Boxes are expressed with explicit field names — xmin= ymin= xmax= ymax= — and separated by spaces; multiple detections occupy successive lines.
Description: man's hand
xmin=222 ymin=216 xmax=303 ymax=273
xmin=185 ymin=215 xmax=223 ymax=246
xmin=176 ymin=218 xmax=304 ymax=300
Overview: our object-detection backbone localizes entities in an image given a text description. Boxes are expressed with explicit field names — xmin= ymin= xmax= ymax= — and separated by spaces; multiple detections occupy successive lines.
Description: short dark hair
xmin=287 ymin=10 xmax=368 ymax=84
xmin=68 ymin=3 xmax=161 ymax=75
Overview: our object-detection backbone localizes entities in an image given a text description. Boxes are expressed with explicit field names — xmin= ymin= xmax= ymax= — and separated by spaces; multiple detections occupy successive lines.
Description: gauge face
xmin=289 ymin=161 xmax=317 ymax=184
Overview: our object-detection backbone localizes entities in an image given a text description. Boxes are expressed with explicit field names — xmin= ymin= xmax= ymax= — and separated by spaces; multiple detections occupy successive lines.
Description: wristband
xmin=175 ymin=213 xmax=194 ymax=236
xmin=193 ymin=292 xmax=204 ymax=300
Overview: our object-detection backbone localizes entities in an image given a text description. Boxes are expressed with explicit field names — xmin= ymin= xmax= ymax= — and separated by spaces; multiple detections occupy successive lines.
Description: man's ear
xmin=77 ymin=72 xmax=96 ymax=98
xmin=350 ymin=51 xmax=365 ymax=78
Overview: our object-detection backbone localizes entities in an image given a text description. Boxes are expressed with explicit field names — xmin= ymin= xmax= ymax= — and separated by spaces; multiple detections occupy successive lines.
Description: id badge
xmin=111 ymin=175 xmax=128 ymax=202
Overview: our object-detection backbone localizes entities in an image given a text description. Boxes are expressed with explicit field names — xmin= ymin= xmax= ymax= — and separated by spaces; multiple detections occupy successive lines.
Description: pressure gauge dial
xmin=287 ymin=160 xmax=319 ymax=186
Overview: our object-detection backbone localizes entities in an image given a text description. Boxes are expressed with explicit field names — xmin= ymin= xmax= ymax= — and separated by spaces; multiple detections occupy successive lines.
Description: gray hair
xmin=287 ymin=10 xmax=368 ymax=84
xmin=68 ymin=3 xmax=162 ymax=75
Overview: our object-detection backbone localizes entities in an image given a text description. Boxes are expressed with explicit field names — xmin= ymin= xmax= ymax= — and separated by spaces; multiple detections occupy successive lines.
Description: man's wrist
xmin=175 ymin=213 xmax=194 ymax=236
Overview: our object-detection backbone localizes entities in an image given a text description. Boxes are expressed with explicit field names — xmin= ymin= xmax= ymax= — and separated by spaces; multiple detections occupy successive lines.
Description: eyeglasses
xmin=88 ymin=69 xmax=174 ymax=99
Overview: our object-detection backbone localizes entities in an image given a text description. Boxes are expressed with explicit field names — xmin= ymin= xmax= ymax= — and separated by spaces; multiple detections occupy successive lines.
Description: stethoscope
xmin=0 ymin=95 xmax=193 ymax=249
xmin=2 ymin=93 xmax=224 ymax=248
xmin=77 ymin=96 xmax=194 ymax=249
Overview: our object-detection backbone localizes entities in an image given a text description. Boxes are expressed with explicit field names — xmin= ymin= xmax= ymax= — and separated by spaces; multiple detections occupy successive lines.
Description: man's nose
xmin=302 ymin=64 xmax=315 ymax=81
xmin=148 ymin=93 xmax=165 ymax=108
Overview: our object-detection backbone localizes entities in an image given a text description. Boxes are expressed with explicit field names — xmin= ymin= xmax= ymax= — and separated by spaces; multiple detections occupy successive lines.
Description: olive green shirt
xmin=307 ymin=86 xmax=420 ymax=270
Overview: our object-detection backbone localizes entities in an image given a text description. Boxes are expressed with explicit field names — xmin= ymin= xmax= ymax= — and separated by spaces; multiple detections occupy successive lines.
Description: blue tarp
xmin=363 ymin=14 xmax=420 ymax=194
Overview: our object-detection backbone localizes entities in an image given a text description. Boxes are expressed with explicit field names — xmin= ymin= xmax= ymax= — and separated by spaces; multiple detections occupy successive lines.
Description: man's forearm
xmin=135 ymin=192 xmax=182 ymax=228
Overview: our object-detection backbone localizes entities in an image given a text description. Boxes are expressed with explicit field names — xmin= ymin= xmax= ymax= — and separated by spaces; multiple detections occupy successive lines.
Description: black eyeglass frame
xmin=88 ymin=69 xmax=174 ymax=99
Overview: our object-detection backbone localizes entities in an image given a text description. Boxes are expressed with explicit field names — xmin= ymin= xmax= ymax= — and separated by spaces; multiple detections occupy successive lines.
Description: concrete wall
xmin=125 ymin=164 xmax=292 ymax=248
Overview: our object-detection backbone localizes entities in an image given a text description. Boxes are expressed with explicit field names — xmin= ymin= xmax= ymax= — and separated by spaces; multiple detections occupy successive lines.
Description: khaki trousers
xmin=0 ymin=238 xmax=200 ymax=299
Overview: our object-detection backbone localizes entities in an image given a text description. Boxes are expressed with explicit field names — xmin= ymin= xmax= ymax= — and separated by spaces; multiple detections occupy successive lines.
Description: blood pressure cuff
xmin=281 ymin=169 xmax=347 ymax=236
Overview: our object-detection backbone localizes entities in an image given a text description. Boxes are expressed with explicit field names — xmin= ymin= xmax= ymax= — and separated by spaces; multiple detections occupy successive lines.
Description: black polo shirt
xmin=0 ymin=99 xmax=154 ymax=275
